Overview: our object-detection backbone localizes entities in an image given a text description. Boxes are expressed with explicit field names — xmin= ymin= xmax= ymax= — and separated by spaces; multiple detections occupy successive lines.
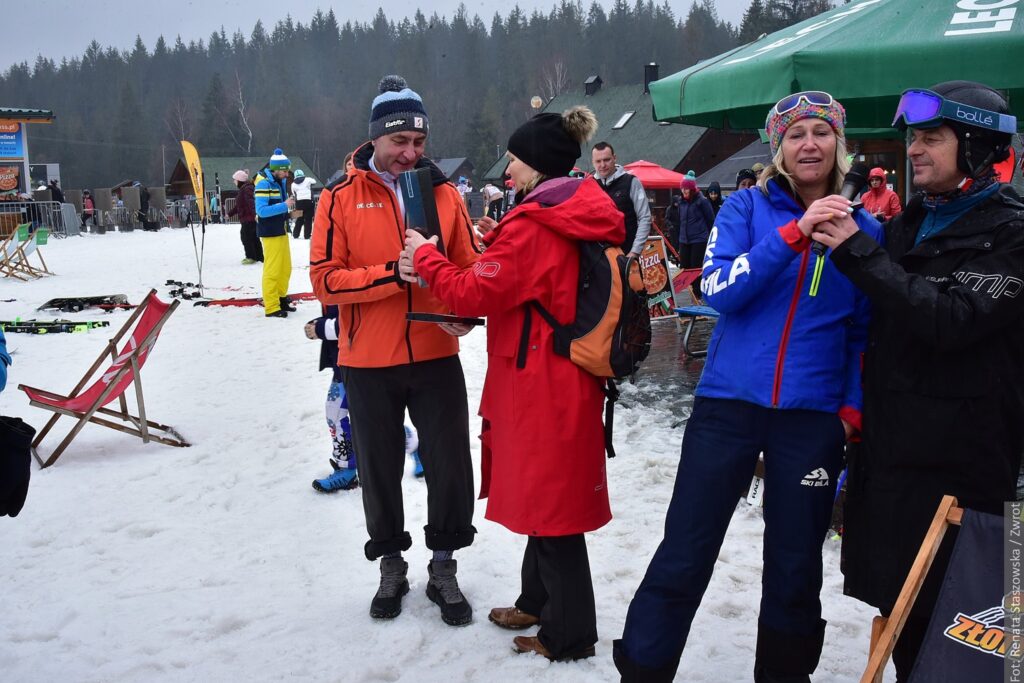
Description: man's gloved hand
xmin=0 ymin=416 xmax=35 ymax=518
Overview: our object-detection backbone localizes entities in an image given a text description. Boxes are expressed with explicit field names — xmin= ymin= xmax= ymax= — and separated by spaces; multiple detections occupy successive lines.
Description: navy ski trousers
xmin=614 ymin=397 xmax=845 ymax=681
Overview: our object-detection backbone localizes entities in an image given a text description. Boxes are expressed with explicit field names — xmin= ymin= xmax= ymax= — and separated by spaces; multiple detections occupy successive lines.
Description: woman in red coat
xmin=400 ymin=106 xmax=622 ymax=662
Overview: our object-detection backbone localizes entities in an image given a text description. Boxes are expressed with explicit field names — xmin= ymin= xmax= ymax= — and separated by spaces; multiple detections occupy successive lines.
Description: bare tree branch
xmin=539 ymin=60 xmax=570 ymax=102
xmin=165 ymin=98 xmax=193 ymax=141
xmin=234 ymin=70 xmax=253 ymax=154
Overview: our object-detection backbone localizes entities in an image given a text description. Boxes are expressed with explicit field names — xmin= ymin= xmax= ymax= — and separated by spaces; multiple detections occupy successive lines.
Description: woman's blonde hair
xmin=757 ymin=130 xmax=850 ymax=198
xmin=521 ymin=172 xmax=549 ymax=196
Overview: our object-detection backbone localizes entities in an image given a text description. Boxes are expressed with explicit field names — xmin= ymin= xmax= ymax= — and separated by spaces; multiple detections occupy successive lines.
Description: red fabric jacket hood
xmin=412 ymin=175 xmax=622 ymax=536
xmin=513 ymin=176 xmax=625 ymax=245
xmin=862 ymin=168 xmax=902 ymax=220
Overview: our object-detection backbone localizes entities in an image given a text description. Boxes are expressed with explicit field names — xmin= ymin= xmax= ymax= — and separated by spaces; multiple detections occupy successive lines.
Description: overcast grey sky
xmin=2 ymin=0 xmax=751 ymax=70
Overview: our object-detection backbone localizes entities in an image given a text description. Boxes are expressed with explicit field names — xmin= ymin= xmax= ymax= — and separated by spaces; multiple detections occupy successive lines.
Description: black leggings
xmin=292 ymin=199 xmax=315 ymax=238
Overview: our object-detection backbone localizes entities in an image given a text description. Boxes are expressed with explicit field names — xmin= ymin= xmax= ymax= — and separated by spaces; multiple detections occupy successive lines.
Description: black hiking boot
xmin=369 ymin=557 xmax=409 ymax=619
xmin=426 ymin=559 xmax=472 ymax=626
xmin=265 ymin=309 xmax=288 ymax=318
xmin=280 ymin=296 xmax=297 ymax=312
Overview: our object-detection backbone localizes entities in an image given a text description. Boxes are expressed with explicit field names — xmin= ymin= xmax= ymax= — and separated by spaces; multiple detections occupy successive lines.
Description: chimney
xmin=644 ymin=63 xmax=660 ymax=94
xmin=584 ymin=75 xmax=603 ymax=96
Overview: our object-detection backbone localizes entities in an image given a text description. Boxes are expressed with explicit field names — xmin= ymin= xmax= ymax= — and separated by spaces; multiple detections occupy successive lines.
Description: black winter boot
xmin=280 ymin=297 xmax=297 ymax=312
xmin=369 ymin=557 xmax=409 ymax=619
xmin=753 ymin=618 xmax=824 ymax=683
xmin=426 ymin=559 xmax=472 ymax=626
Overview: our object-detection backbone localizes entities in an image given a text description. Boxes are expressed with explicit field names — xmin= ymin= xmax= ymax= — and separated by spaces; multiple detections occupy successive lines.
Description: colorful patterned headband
xmin=766 ymin=95 xmax=846 ymax=156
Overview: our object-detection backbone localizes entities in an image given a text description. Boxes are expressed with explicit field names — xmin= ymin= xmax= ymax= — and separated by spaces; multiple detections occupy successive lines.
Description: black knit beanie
xmin=736 ymin=168 xmax=757 ymax=186
xmin=507 ymin=113 xmax=581 ymax=178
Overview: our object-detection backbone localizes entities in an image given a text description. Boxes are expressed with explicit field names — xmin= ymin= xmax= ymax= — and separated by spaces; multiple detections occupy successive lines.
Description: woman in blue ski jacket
xmin=614 ymin=92 xmax=882 ymax=683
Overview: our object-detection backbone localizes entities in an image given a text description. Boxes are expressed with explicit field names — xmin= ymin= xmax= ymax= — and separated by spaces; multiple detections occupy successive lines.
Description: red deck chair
xmin=19 ymin=289 xmax=190 ymax=468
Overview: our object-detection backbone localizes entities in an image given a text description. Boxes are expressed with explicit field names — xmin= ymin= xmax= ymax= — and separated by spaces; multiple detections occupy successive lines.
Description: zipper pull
xmin=809 ymin=253 xmax=825 ymax=297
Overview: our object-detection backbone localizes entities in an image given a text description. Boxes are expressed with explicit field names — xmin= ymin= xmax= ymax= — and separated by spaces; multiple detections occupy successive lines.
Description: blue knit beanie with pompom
xmin=369 ymin=75 xmax=429 ymax=140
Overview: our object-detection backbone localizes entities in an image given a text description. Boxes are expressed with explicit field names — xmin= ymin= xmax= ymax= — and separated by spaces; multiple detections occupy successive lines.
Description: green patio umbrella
xmin=650 ymin=0 xmax=1024 ymax=133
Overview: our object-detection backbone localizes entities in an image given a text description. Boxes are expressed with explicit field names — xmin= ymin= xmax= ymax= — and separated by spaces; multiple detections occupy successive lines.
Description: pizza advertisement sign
xmin=640 ymin=236 xmax=678 ymax=320
xmin=0 ymin=165 xmax=21 ymax=197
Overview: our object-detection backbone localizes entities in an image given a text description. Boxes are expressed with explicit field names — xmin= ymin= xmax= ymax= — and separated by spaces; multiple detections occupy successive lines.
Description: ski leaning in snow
xmin=193 ymin=292 xmax=318 ymax=308
xmin=0 ymin=319 xmax=111 ymax=334
xmin=37 ymin=295 xmax=134 ymax=312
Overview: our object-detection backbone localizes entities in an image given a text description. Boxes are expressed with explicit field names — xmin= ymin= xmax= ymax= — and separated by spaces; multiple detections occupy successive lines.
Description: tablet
xmin=406 ymin=312 xmax=485 ymax=326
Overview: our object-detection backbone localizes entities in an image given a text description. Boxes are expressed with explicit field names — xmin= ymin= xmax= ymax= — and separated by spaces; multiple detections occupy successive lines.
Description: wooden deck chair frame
xmin=861 ymin=495 xmax=963 ymax=683
xmin=0 ymin=223 xmax=36 ymax=280
xmin=18 ymin=227 xmax=52 ymax=276
xmin=19 ymin=289 xmax=190 ymax=468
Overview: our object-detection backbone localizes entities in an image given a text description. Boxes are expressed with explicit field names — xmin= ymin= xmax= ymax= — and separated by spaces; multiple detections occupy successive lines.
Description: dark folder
xmin=399 ymin=168 xmax=445 ymax=256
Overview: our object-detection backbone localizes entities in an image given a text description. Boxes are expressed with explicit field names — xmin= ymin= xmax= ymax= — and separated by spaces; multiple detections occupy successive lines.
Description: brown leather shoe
xmin=512 ymin=635 xmax=595 ymax=662
xmin=489 ymin=606 xmax=539 ymax=630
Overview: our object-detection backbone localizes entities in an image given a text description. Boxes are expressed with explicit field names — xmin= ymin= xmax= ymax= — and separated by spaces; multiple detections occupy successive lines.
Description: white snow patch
xmin=0 ymin=226 xmax=890 ymax=681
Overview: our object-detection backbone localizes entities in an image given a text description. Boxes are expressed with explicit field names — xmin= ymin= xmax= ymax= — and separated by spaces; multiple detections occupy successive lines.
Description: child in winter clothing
xmin=306 ymin=305 xmax=359 ymax=491
xmin=306 ymin=306 xmax=424 ymax=492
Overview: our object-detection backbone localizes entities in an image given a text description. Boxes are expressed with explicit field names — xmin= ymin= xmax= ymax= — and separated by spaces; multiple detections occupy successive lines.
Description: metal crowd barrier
xmin=0 ymin=201 xmax=71 ymax=238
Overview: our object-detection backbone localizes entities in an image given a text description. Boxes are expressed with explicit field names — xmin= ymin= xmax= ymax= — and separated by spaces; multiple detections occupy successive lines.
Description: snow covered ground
xmin=0 ymin=225 xmax=888 ymax=682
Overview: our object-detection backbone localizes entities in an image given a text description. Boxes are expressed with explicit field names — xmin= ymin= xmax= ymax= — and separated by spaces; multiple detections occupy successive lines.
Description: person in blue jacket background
xmin=613 ymin=92 xmax=882 ymax=683
xmin=254 ymin=148 xmax=296 ymax=318
xmin=1 ymin=328 xmax=34 ymax=518
xmin=0 ymin=328 xmax=9 ymax=393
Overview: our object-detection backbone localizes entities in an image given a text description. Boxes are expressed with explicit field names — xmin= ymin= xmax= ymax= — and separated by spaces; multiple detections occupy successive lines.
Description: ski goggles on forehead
xmin=771 ymin=91 xmax=834 ymax=116
xmin=892 ymin=89 xmax=1017 ymax=134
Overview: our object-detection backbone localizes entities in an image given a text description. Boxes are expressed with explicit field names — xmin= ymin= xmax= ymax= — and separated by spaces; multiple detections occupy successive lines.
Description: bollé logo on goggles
xmin=955 ymin=107 xmax=994 ymax=127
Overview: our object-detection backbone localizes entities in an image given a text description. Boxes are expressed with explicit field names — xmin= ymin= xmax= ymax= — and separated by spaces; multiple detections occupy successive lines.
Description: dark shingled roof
xmin=696 ymin=139 xmax=772 ymax=191
xmin=171 ymin=155 xmax=320 ymax=193
xmin=481 ymin=82 xmax=706 ymax=181
xmin=0 ymin=107 xmax=55 ymax=122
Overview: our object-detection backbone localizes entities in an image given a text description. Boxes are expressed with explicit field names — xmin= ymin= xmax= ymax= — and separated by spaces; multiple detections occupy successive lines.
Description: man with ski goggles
xmin=812 ymin=80 xmax=1024 ymax=682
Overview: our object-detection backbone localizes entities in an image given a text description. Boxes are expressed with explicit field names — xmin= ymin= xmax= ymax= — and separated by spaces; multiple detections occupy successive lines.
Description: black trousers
xmin=292 ymin=199 xmax=315 ymax=239
xmin=342 ymin=355 xmax=476 ymax=560
xmin=486 ymin=199 xmax=502 ymax=219
xmin=680 ymin=241 xmax=707 ymax=299
xmin=240 ymin=221 xmax=263 ymax=261
xmin=515 ymin=535 xmax=597 ymax=658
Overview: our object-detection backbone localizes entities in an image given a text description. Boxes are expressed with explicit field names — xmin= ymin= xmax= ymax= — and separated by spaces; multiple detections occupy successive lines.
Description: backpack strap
xmin=518 ymin=300 xmax=570 ymax=369
xmin=603 ymin=378 xmax=619 ymax=458
xmin=516 ymin=305 xmax=533 ymax=369
xmin=530 ymin=300 xmax=561 ymax=329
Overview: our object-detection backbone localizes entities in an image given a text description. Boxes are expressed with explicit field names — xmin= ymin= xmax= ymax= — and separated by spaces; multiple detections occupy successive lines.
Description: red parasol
xmin=622 ymin=160 xmax=686 ymax=190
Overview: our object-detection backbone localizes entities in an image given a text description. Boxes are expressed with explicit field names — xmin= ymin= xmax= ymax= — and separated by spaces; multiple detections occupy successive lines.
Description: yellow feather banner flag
xmin=180 ymin=140 xmax=207 ymax=221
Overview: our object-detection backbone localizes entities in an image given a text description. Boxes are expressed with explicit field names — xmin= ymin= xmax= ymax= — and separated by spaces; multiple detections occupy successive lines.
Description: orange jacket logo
xmin=943 ymin=606 xmax=1012 ymax=658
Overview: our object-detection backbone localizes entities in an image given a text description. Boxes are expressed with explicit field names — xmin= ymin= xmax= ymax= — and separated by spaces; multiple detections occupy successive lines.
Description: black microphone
xmin=812 ymin=162 xmax=870 ymax=257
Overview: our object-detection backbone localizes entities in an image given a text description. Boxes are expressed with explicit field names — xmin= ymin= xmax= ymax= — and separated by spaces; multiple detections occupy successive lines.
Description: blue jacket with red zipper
xmin=697 ymin=179 xmax=883 ymax=427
